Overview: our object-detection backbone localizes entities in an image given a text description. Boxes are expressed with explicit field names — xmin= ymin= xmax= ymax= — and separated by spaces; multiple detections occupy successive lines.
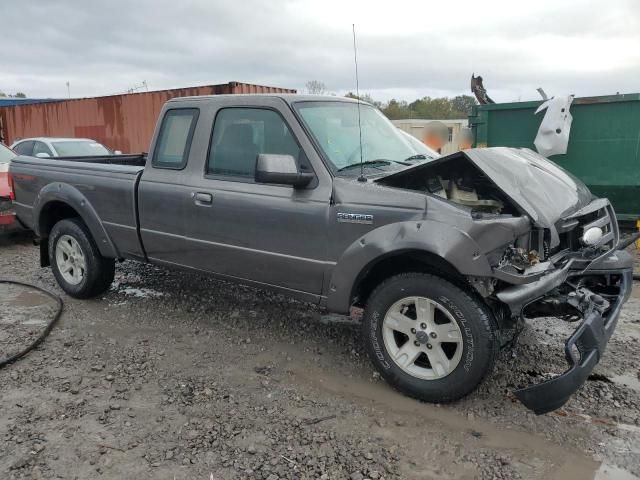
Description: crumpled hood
xmin=462 ymin=147 xmax=593 ymax=227
xmin=377 ymin=147 xmax=593 ymax=231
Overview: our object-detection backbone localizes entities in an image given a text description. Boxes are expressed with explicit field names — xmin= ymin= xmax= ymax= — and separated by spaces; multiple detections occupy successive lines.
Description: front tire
xmin=49 ymin=218 xmax=115 ymax=299
xmin=363 ymin=272 xmax=497 ymax=403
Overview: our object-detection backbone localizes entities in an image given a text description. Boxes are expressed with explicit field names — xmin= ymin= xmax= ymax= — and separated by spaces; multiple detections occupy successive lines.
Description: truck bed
xmin=10 ymin=155 xmax=146 ymax=259
xmin=47 ymin=154 xmax=147 ymax=166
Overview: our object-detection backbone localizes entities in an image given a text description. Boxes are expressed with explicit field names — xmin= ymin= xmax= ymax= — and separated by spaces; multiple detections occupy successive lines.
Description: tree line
xmin=306 ymin=80 xmax=477 ymax=120
xmin=0 ymin=91 xmax=27 ymax=98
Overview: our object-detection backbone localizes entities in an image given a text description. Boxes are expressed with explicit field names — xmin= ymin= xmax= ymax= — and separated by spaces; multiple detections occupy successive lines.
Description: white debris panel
xmin=534 ymin=95 xmax=574 ymax=157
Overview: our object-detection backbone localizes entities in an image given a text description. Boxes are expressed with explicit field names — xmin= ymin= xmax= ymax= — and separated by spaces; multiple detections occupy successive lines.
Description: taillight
xmin=8 ymin=172 xmax=15 ymax=201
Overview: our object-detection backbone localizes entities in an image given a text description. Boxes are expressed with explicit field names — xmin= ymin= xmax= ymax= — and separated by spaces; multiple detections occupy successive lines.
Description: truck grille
xmin=556 ymin=198 xmax=618 ymax=255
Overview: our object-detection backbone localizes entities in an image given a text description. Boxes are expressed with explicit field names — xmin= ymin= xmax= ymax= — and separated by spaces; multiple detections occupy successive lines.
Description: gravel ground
xmin=1 ymin=232 xmax=639 ymax=480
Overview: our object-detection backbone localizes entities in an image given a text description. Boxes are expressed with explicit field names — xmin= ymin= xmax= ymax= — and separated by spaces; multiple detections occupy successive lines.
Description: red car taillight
xmin=8 ymin=172 xmax=15 ymax=201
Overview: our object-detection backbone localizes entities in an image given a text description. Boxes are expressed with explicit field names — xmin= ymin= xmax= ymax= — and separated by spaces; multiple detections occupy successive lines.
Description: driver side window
xmin=207 ymin=108 xmax=303 ymax=180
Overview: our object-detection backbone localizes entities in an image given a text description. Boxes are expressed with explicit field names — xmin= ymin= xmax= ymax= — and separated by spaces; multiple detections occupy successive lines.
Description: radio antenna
xmin=352 ymin=24 xmax=366 ymax=182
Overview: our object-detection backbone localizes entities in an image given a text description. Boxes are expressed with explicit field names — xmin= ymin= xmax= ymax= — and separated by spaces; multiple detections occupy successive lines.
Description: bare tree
xmin=305 ymin=80 xmax=327 ymax=95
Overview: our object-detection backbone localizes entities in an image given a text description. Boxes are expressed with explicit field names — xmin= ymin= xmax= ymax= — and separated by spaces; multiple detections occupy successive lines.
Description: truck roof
xmin=166 ymin=94 xmax=366 ymax=106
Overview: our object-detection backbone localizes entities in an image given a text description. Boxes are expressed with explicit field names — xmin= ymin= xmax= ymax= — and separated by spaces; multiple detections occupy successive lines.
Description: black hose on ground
xmin=0 ymin=280 xmax=63 ymax=369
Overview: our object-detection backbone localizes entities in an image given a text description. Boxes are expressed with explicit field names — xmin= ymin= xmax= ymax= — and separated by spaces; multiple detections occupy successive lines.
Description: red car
xmin=0 ymin=143 xmax=16 ymax=231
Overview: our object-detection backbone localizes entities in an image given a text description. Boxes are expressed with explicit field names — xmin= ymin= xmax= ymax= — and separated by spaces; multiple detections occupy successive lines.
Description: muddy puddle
xmin=596 ymin=464 xmax=640 ymax=480
xmin=0 ymin=284 xmax=57 ymax=356
xmin=8 ymin=289 xmax=51 ymax=308
xmin=287 ymin=358 xmax=600 ymax=480
xmin=611 ymin=373 xmax=640 ymax=393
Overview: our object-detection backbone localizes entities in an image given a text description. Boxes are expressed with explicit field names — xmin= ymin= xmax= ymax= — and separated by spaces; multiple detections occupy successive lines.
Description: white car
xmin=10 ymin=137 xmax=119 ymax=158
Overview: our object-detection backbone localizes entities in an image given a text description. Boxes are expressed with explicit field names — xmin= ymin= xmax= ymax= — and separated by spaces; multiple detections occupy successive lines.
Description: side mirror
xmin=35 ymin=152 xmax=51 ymax=158
xmin=255 ymin=154 xmax=314 ymax=188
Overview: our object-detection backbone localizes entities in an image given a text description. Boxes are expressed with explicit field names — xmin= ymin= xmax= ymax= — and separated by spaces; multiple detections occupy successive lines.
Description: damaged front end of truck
xmin=376 ymin=147 xmax=633 ymax=414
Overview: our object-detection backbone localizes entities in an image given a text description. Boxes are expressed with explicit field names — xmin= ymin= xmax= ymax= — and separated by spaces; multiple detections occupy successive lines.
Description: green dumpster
xmin=469 ymin=93 xmax=640 ymax=221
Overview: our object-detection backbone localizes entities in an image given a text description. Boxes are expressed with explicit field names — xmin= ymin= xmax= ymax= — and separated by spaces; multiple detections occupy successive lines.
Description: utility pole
xmin=66 ymin=81 xmax=70 ymax=99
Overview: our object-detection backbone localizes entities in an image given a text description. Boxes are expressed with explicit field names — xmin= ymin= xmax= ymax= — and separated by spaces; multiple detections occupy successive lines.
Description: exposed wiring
xmin=0 ymin=280 xmax=63 ymax=369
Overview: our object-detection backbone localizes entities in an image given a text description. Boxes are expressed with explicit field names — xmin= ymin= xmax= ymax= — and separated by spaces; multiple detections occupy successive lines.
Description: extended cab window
xmin=207 ymin=108 xmax=302 ymax=179
xmin=152 ymin=108 xmax=199 ymax=169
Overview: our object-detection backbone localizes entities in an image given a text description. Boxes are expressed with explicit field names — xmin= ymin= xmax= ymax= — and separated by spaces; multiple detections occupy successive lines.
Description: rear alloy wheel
xmin=49 ymin=218 xmax=115 ymax=299
xmin=55 ymin=234 xmax=87 ymax=285
xmin=363 ymin=272 xmax=498 ymax=403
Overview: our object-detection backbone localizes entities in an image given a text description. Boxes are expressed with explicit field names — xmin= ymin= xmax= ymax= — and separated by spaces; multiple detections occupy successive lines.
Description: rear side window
xmin=14 ymin=141 xmax=34 ymax=156
xmin=207 ymin=108 xmax=302 ymax=179
xmin=152 ymin=108 xmax=199 ymax=169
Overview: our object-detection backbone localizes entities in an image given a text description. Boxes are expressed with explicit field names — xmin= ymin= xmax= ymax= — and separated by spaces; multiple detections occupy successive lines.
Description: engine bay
xmin=377 ymin=156 xmax=520 ymax=216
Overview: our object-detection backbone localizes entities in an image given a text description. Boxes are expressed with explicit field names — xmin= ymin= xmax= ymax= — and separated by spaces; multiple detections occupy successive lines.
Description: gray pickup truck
xmin=10 ymin=94 xmax=633 ymax=414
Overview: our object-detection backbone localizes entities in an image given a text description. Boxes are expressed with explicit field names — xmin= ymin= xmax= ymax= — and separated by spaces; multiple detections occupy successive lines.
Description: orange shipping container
xmin=0 ymin=82 xmax=296 ymax=153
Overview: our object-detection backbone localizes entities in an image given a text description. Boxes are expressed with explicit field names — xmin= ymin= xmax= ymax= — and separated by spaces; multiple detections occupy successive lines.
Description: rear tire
xmin=363 ymin=272 xmax=498 ymax=403
xmin=49 ymin=218 xmax=115 ymax=299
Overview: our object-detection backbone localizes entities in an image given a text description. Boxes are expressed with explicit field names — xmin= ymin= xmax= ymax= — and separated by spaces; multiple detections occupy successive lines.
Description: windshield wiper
xmin=337 ymin=159 xmax=408 ymax=173
xmin=403 ymin=154 xmax=428 ymax=162
xmin=337 ymin=160 xmax=389 ymax=172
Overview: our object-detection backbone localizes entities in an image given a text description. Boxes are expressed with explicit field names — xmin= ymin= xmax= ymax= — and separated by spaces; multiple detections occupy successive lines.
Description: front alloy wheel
xmin=383 ymin=296 xmax=463 ymax=380
xmin=363 ymin=272 xmax=498 ymax=403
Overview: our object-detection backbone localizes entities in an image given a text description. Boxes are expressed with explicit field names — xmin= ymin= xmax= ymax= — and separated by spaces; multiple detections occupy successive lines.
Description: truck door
xmin=138 ymin=107 xmax=199 ymax=265
xmin=182 ymin=98 xmax=332 ymax=299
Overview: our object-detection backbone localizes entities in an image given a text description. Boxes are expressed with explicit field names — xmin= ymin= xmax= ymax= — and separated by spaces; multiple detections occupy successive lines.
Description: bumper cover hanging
xmin=514 ymin=264 xmax=633 ymax=414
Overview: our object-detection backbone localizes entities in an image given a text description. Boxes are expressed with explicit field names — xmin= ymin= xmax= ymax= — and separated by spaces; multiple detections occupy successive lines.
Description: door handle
xmin=194 ymin=192 xmax=213 ymax=205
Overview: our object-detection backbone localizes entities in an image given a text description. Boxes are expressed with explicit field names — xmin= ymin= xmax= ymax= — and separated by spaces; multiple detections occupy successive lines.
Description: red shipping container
xmin=0 ymin=82 xmax=296 ymax=153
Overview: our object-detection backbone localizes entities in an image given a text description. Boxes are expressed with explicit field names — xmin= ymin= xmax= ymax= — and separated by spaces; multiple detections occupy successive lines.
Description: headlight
xmin=582 ymin=227 xmax=603 ymax=246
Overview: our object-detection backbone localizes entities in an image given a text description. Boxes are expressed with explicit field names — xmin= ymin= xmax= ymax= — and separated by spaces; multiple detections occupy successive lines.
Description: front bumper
xmin=500 ymin=250 xmax=634 ymax=414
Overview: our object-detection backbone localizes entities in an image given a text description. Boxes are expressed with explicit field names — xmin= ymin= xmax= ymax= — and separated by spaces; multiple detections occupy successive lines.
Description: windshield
xmin=0 ymin=144 xmax=14 ymax=163
xmin=295 ymin=101 xmax=418 ymax=175
xmin=52 ymin=140 xmax=111 ymax=156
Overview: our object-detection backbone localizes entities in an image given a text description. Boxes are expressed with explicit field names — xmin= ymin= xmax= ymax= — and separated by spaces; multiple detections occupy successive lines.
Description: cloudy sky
xmin=2 ymin=0 xmax=639 ymax=103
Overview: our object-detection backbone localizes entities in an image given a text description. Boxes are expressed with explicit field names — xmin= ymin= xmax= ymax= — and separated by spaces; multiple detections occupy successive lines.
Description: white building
xmin=392 ymin=119 xmax=469 ymax=155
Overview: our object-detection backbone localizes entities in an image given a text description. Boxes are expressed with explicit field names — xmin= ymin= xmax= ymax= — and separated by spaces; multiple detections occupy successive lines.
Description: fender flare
xmin=33 ymin=182 xmax=119 ymax=258
xmin=325 ymin=220 xmax=492 ymax=313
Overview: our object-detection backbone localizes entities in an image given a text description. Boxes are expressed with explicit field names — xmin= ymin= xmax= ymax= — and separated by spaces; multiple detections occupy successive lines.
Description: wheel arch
xmin=325 ymin=221 xmax=493 ymax=314
xmin=34 ymin=184 xmax=119 ymax=265
xmin=350 ymin=249 xmax=469 ymax=308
